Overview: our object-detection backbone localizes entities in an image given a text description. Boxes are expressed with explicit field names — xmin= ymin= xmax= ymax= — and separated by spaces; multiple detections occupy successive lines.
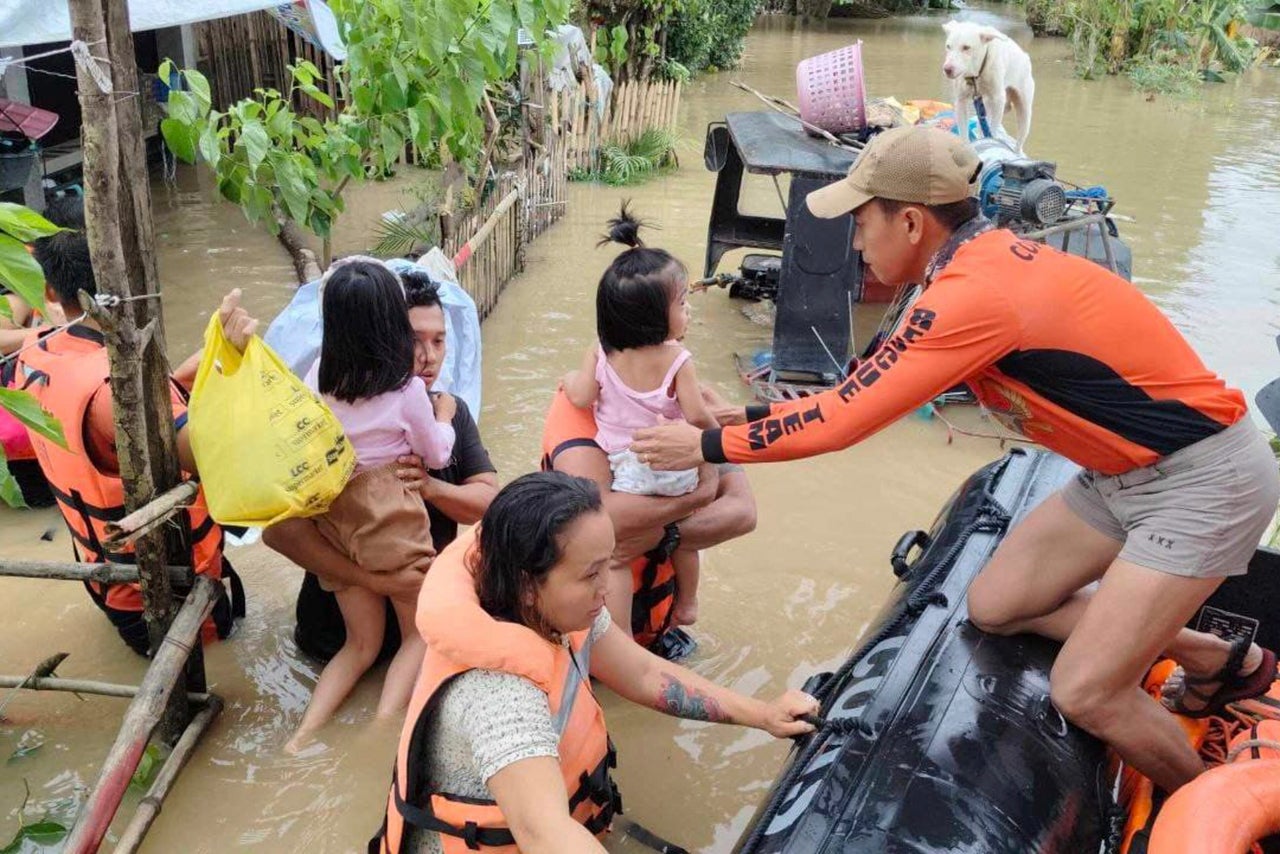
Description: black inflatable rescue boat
xmin=735 ymin=445 xmax=1280 ymax=854
xmin=734 ymin=448 xmax=1115 ymax=853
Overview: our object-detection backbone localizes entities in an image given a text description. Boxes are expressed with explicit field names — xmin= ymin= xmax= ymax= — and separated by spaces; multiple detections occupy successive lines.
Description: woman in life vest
xmin=373 ymin=471 xmax=817 ymax=853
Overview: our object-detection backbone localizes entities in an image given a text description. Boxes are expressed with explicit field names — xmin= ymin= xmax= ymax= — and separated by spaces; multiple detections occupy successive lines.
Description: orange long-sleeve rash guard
xmin=705 ymin=229 xmax=1246 ymax=475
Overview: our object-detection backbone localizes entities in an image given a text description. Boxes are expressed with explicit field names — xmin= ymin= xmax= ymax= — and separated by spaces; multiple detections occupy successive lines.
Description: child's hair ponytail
xmin=597 ymin=201 xmax=647 ymax=249
xmin=596 ymin=203 xmax=687 ymax=353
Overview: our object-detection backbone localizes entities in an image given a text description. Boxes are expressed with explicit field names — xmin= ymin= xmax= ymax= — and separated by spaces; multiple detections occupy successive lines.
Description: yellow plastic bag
xmin=188 ymin=313 xmax=355 ymax=527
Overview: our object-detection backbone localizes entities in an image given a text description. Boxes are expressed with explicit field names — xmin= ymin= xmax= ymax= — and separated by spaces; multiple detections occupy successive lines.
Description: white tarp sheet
xmin=0 ymin=0 xmax=341 ymax=54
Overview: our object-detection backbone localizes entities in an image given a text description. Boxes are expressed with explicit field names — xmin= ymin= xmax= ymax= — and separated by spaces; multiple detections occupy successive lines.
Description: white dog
xmin=942 ymin=20 xmax=1035 ymax=149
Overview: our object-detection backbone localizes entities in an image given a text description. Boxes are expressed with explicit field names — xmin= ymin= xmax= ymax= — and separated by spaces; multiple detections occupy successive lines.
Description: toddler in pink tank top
xmin=563 ymin=205 xmax=718 ymax=629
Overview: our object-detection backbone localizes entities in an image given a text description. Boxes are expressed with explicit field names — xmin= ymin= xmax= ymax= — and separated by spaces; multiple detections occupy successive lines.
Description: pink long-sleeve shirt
xmin=305 ymin=363 xmax=455 ymax=472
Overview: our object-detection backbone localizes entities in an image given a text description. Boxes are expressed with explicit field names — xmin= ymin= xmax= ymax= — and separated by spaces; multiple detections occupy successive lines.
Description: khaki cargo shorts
xmin=1062 ymin=417 xmax=1280 ymax=578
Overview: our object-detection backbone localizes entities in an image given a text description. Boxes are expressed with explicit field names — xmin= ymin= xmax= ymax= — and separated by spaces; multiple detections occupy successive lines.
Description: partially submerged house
xmin=0 ymin=0 xmax=345 ymax=208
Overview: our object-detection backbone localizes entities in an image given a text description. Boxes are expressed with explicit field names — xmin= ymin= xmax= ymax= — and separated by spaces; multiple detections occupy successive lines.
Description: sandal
xmin=1167 ymin=637 xmax=1278 ymax=720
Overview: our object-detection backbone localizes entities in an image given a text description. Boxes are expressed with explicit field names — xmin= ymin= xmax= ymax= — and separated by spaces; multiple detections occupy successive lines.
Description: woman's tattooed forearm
xmin=653 ymin=675 xmax=728 ymax=722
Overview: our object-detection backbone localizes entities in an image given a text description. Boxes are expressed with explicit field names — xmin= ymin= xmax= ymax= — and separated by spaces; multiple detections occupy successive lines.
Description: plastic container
xmin=0 ymin=145 xmax=37 ymax=193
xmin=795 ymin=42 xmax=868 ymax=135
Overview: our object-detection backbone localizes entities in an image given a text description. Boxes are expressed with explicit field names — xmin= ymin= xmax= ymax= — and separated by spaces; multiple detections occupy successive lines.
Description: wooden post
xmin=0 ymin=559 xmax=192 ymax=586
xmin=62 ymin=576 xmax=220 ymax=854
xmin=113 ymin=695 xmax=224 ymax=854
xmin=514 ymin=182 xmax=526 ymax=275
xmin=103 ymin=481 xmax=199 ymax=546
xmin=68 ymin=0 xmax=197 ymax=744
xmin=0 ymin=674 xmax=211 ymax=704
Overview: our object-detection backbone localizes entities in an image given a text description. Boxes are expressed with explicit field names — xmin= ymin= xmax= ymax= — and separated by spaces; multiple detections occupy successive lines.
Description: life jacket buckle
xmin=462 ymin=820 xmax=481 ymax=850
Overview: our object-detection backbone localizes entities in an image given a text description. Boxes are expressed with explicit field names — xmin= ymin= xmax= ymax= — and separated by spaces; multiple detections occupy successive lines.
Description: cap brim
xmin=805 ymin=180 xmax=874 ymax=219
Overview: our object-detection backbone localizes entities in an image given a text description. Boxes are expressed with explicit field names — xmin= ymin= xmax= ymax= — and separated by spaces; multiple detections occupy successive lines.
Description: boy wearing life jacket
xmin=632 ymin=126 xmax=1280 ymax=794
xmin=15 ymin=201 xmax=246 ymax=655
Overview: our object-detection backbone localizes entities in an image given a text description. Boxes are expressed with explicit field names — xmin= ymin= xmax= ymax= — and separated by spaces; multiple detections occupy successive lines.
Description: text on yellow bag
xmin=188 ymin=313 xmax=355 ymax=526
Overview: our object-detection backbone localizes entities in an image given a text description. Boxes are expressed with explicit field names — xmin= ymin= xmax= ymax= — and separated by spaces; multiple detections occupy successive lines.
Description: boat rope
xmin=0 ymin=313 xmax=88 ymax=368
xmin=923 ymin=402 xmax=1037 ymax=447
xmin=800 ymin=713 xmax=862 ymax=736
xmin=1226 ymin=737 xmax=1280 ymax=764
xmin=615 ymin=817 xmax=690 ymax=854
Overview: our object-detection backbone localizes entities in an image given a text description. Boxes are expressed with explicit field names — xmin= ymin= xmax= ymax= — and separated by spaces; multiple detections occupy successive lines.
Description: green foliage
xmin=0 ymin=204 xmax=61 ymax=316
xmin=593 ymin=24 xmax=631 ymax=72
xmin=571 ymin=127 xmax=679 ymax=185
xmin=658 ymin=58 xmax=691 ymax=83
xmin=1 ymin=780 xmax=67 ymax=853
xmin=1023 ymin=0 xmax=1069 ymax=36
xmin=0 ymin=203 xmax=66 ymax=509
xmin=666 ymin=0 xmax=761 ymax=76
xmin=1127 ymin=54 xmax=1203 ymax=94
xmin=0 ymin=821 xmax=66 ymax=853
xmin=586 ymin=0 xmax=757 ymax=81
xmin=130 ymin=743 xmax=165 ymax=791
xmin=1051 ymin=0 xmax=1264 ymax=82
xmin=0 ymin=453 xmax=22 ymax=509
xmin=1249 ymin=3 xmax=1280 ymax=29
xmin=370 ymin=174 xmax=447 ymax=257
xmin=6 ymin=730 xmax=44 ymax=764
xmin=372 ymin=213 xmax=442 ymax=258
xmin=159 ymin=0 xmax=571 ymax=257
xmin=0 ymin=389 xmax=65 ymax=450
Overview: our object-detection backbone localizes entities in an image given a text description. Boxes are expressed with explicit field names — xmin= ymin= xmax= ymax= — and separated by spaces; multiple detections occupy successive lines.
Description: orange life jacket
xmin=15 ymin=326 xmax=240 ymax=645
xmin=539 ymin=389 xmax=676 ymax=648
xmin=372 ymin=527 xmax=619 ymax=853
xmin=630 ymin=549 xmax=676 ymax=648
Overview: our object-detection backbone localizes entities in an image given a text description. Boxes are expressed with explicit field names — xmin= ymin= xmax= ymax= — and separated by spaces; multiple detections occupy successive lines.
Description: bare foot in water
xmin=284 ymin=730 xmax=316 ymax=755
xmin=672 ymin=596 xmax=698 ymax=627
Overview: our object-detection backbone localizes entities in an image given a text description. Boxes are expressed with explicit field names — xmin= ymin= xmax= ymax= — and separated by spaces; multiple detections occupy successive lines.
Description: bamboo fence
xmin=194 ymin=11 xmax=340 ymax=120
xmin=441 ymin=133 xmax=569 ymax=320
xmin=555 ymin=77 xmax=684 ymax=174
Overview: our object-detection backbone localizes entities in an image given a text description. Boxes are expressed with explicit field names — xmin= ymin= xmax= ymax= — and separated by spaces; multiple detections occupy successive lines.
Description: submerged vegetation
xmin=1024 ymin=0 xmax=1280 ymax=94
xmin=569 ymin=127 xmax=680 ymax=185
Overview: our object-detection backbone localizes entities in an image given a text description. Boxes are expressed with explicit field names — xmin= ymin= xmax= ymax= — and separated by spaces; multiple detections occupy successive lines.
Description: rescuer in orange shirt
xmin=632 ymin=126 xmax=1280 ymax=795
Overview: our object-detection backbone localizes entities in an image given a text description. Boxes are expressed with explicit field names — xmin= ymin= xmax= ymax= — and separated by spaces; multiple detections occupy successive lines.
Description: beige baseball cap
xmin=806 ymin=126 xmax=982 ymax=219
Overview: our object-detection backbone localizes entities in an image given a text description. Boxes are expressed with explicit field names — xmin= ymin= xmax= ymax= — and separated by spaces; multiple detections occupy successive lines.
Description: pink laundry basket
xmin=795 ymin=42 xmax=868 ymax=136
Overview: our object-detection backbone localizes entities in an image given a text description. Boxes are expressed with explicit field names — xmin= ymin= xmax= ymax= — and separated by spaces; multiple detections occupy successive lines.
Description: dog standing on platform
xmin=942 ymin=20 xmax=1035 ymax=149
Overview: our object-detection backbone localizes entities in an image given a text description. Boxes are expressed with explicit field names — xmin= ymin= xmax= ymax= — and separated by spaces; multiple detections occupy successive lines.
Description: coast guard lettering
xmin=711 ymin=229 xmax=1245 ymax=475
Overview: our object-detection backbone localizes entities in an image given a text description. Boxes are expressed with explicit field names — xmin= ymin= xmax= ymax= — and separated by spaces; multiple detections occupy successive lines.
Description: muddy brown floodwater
xmin=4 ymin=4 xmax=1279 ymax=851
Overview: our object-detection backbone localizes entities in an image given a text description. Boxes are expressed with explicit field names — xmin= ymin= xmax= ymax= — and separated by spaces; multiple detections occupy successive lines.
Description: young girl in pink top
xmin=287 ymin=257 xmax=455 ymax=752
xmin=563 ymin=206 xmax=717 ymax=628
